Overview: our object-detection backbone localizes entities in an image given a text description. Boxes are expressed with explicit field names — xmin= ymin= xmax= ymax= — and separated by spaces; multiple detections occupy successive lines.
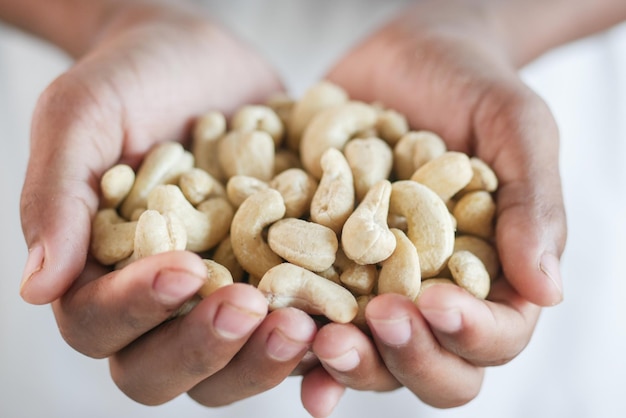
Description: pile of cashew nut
xmin=91 ymin=81 xmax=500 ymax=325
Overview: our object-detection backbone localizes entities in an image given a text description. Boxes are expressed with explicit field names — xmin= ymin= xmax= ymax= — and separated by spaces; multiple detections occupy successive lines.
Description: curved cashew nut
xmin=231 ymin=188 xmax=286 ymax=279
xmin=197 ymin=259 xmax=234 ymax=298
xmin=258 ymin=263 xmax=358 ymax=324
xmin=300 ymin=101 xmax=378 ymax=179
xmin=410 ymin=151 xmax=474 ymax=202
xmin=192 ymin=111 xmax=227 ymax=181
xmin=461 ymin=157 xmax=499 ymax=194
xmin=344 ymin=137 xmax=393 ymax=202
xmin=341 ymin=180 xmax=396 ymax=265
xmin=310 ymin=148 xmax=355 ymax=234
xmin=90 ymin=208 xmax=137 ymax=265
xmin=120 ymin=142 xmax=193 ymax=219
xmin=179 ymin=167 xmax=225 ymax=206
xmin=231 ymin=105 xmax=284 ymax=147
xmin=378 ymin=228 xmax=422 ymax=300
xmin=218 ymin=130 xmax=275 ymax=182
xmin=393 ymin=131 xmax=447 ymax=180
xmin=390 ymin=180 xmax=455 ymax=277
xmin=226 ymin=175 xmax=270 ymax=208
xmin=452 ymin=190 xmax=496 ymax=240
xmin=454 ymin=235 xmax=500 ymax=280
xmin=100 ymin=164 xmax=135 ymax=209
xmin=287 ymin=80 xmax=348 ymax=151
xmin=147 ymin=184 xmax=233 ymax=252
xmin=448 ymin=250 xmax=491 ymax=299
xmin=375 ymin=109 xmax=409 ymax=146
xmin=269 ymin=168 xmax=318 ymax=219
xmin=268 ymin=218 xmax=338 ymax=272
xmin=115 ymin=209 xmax=187 ymax=269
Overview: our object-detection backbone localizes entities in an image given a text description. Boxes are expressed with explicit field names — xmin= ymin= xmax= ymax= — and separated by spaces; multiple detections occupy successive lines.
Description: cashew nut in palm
xmin=218 ymin=130 xmax=275 ymax=182
xmin=341 ymin=180 xmax=396 ymax=265
xmin=378 ymin=228 xmax=421 ymax=300
xmin=100 ymin=164 xmax=135 ymax=209
xmin=192 ymin=110 xmax=227 ymax=181
xmin=91 ymin=208 xmax=137 ymax=266
xmin=230 ymin=188 xmax=286 ymax=279
xmin=410 ymin=151 xmax=474 ymax=202
xmin=258 ymin=263 xmax=358 ymax=324
xmin=448 ymin=250 xmax=491 ymax=299
xmin=269 ymin=168 xmax=318 ymax=219
xmin=393 ymin=130 xmax=447 ymax=180
xmin=178 ymin=167 xmax=225 ymax=206
xmin=452 ymin=190 xmax=497 ymax=240
xmin=310 ymin=148 xmax=355 ymax=234
xmin=389 ymin=180 xmax=455 ymax=277
xmin=344 ymin=137 xmax=393 ymax=202
xmin=230 ymin=104 xmax=285 ymax=147
xmin=300 ymin=101 xmax=378 ymax=179
xmin=268 ymin=218 xmax=338 ymax=272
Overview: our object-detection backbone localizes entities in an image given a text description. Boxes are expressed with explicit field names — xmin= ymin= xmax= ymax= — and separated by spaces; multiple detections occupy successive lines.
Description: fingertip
xmin=301 ymin=366 xmax=346 ymax=418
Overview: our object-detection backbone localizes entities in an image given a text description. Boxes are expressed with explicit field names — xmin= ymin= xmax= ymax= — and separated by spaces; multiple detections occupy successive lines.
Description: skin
xmin=3 ymin=0 xmax=625 ymax=416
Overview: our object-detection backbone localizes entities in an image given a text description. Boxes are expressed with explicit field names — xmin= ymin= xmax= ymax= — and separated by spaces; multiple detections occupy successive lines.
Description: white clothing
xmin=0 ymin=1 xmax=624 ymax=417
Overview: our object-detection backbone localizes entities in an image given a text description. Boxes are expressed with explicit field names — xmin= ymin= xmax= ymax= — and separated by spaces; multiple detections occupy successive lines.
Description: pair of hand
xmin=19 ymin=1 xmax=566 ymax=417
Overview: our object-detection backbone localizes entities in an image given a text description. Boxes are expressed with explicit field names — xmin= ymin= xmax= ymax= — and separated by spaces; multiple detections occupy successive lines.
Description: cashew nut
xmin=192 ymin=111 xmax=227 ymax=181
xmin=90 ymin=208 xmax=137 ymax=265
xmin=258 ymin=263 xmax=358 ymax=324
xmin=100 ymin=164 xmax=135 ymax=209
xmin=393 ymin=130 xmax=447 ymax=180
xmin=218 ymin=130 xmax=275 ymax=182
xmin=452 ymin=190 xmax=496 ymax=240
xmin=300 ymin=101 xmax=378 ymax=179
xmin=226 ymin=175 xmax=270 ymax=208
xmin=287 ymin=80 xmax=349 ymax=151
xmin=268 ymin=218 xmax=338 ymax=272
xmin=310 ymin=148 xmax=355 ymax=234
xmin=341 ymin=180 xmax=396 ymax=265
xmin=389 ymin=180 xmax=455 ymax=277
xmin=448 ymin=250 xmax=491 ymax=299
xmin=410 ymin=151 xmax=474 ymax=202
xmin=212 ymin=235 xmax=246 ymax=283
xmin=230 ymin=188 xmax=286 ymax=279
xmin=178 ymin=167 xmax=225 ymax=206
xmin=454 ymin=235 xmax=500 ymax=280
xmin=231 ymin=105 xmax=284 ymax=147
xmin=269 ymin=168 xmax=318 ymax=219
xmin=147 ymin=184 xmax=233 ymax=252
xmin=344 ymin=137 xmax=393 ymax=202
xmin=378 ymin=228 xmax=421 ymax=300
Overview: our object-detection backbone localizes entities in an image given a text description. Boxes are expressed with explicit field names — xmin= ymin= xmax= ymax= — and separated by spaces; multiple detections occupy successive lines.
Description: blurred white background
xmin=1 ymin=3 xmax=625 ymax=417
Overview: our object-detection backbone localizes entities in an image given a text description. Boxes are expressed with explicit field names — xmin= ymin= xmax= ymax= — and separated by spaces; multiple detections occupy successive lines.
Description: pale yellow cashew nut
xmin=454 ymin=235 xmax=500 ymax=280
xmin=375 ymin=108 xmax=409 ymax=146
xmin=218 ymin=130 xmax=275 ymax=182
xmin=344 ymin=137 xmax=393 ymax=202
xmin=378 ymin=228 xmax=422 ymax=300
xmin=393 ymin=130 xmax=447 ymax=180
xmin=341 ymin=180 xmax=396 ymax=265
xmin=448 ymin=250 xmax=491 ymax=299
xmin=120 ymin=141 xmax=194 ymax=220
xmin=287 ymin=80 xmax=349 ymax=151
xmin=258 ymin=263 xmax=358 ymax=324
xmin=192 ymin=111 xmax=227 ymax=181
xmin=269 ymin=168 xmax=318 ymax=219
xmin=300 ymin=101 xmax=378 ymax=179
xmin=178 ymin=167 xmax=225 ymax=206
xmin=310 ymin=148 xmax=355 ymax=234
xmin=226 ymin=175 xmax=270 ymax=208
xmin=410 ymin=151 xmax=474 ymax=202
xmin=147 ymin=184 xmax=234 ymax=253
xmin=390 ymin=180 xmax=455 ymax=277
xmin=230 ymin=105 xmax=285 ymax=147
xmin=268 ymin=218 xmax=338 ymax=272
xmin=212 ymin=236 xmax=246 ymax=283
xmin=230 ymin=188 xmax=286 ymax=279
xmin=100 ymin=164 xmax=135 ymax=209
xmin=453 ymin=190 xmax=496 ymax=240
xmin=90 ymin=208 xmax=137 ymax=265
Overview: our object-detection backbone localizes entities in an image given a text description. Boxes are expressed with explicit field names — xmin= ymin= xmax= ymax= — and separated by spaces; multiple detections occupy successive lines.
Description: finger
xmin=473 ymin=84 xmax=567 ymax=306
xmin=109 ymin=283 xmax=268 ymax=406
xmin=19 ymin=73 xmax=124 ymax=305
xmin=52 ymin=251 xmax=207 ymax=358
xmin=416 ymin=281 xmax=541 ymax=366
xmin=366 ymin=294 xmax=484 ymax=408
xmin=187 ymin=307 xmax=316 ymax=407
xmin=312 ymin=323 xmax=399 ymax=392
xmin=300 ymin=366 xmax=346 ymax=418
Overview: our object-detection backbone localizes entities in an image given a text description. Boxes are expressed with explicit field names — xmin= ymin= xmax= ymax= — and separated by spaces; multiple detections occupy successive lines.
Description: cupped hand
xmin=303 ymin=1 xmax=567 ymax=415
xmin=18 ymin=1 xmax=317 ymax=407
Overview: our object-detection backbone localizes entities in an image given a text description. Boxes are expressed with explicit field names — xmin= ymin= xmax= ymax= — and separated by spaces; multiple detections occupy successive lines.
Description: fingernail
xmin=153 ymin=268 xmax=205 ymax=305
xmin=214 ymin=302 xmax=264 ymax=340
xmin=369 ymin=316 xmax=412 ymax=346
xmin=266 ymin=329 xmax=309 ymax=362
xmin=420 ymin=307 xmax=462 ymax=333
xmin=321 ymin=348 xmax=360 ymax=372
xmin=20 ymin=244 xmax=45 ymax=292
xmin=540 ymin=252 xmax=563 ymax=305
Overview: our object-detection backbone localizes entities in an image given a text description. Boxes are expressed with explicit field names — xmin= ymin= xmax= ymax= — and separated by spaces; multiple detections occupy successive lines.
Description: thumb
xmin=475 ymin=84 xmax=567 ymax=307
xmin=19 ymin=75 xmax=122 ymax=305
